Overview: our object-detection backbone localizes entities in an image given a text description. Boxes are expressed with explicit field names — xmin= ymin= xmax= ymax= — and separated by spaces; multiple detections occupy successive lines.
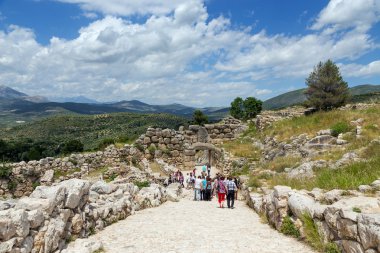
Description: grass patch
xmin=301 ymin=214 xmax=341 ymax=253
xmin=330 ymin=121 xmax=352 ymax=137
xmin=231 ymin=163 xmax=250 ymax=176
xmin=260 ymin=156 xmax=302 ymax=173
xmin=54 ymin=167 xmax=81 ymax=179
xmin=247 ymin=176 xmax=262 ymax=189
xmin=0 ymin=164 xmax=11 ymax=178
xmin=87 ymin=166 xmax=109 ymax=178
xmin=149 ymin=162 xmax=163 ymax=174
xmin=280 ymin=216 xmax=300 ymax=238
xmin=352 ymin=207 xmax=362 ymax=213
xmin=246 ymin=104 xmax=380 ymax=142
xmin=134 ymin=180 xmax=150 ymax=189
xmin=269 ymin=155 xmax=380 ymax=190
xmin=223 ymin=138 xmax=260 ymax=160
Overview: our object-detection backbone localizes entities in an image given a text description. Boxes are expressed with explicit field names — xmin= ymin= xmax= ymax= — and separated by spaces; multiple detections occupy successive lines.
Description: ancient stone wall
xmin=243 ymin=185 xmax=380 ymax=253
xmin=0 ymin=178 xmax=180 ymax=253
xmin=134 ymin=117 xmax=245 ymax=169
xmin=0 ymin=145 xmax=145 ymax=198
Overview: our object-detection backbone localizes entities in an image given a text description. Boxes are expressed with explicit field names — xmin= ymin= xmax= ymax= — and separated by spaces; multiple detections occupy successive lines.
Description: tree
xmin=230 ymin=97 xmax=263 ymax=120
xmin=61 ymin=140 xmax=84 ymax=154
xmin=305 ymin=59 xmax=350 ymax=111
xmin=192 ymin=110 xmax=208 ymax=125
xmin=243 ymin=97 xmax=263 ymax=119
xmin=230 ymin=97 xmax=244 ymax=119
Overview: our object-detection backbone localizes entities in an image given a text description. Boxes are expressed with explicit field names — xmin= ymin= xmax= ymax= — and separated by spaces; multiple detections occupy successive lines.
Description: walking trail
xmin=89 ymin=189 xmax=315 ymax=253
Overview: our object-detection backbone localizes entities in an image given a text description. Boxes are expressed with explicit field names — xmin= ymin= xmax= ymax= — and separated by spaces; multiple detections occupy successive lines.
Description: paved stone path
xmin=91 ymin=191 xmax=316 ymax=253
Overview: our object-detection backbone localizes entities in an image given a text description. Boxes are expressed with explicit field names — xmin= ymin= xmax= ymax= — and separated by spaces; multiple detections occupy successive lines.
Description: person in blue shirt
xmin=201 ymin=176 xmax=207 ymax=200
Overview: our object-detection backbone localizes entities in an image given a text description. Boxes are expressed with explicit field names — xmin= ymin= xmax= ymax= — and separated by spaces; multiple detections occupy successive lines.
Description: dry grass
xmin=259 ymin=156 xmax=302 ymax=173
xmin=255 ymin=104 xmax=380 ymax=142
xmin=223 ymin=139 xmax=261 ymax=160
xmin=87 ymin=166 xmax=109 ymax=178
xmin=149 ymin=161 xmax=163 ymax=174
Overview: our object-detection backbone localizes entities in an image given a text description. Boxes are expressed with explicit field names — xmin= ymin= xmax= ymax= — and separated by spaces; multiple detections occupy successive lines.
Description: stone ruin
xmin=134 ymin=116 xmax=246 ymax=169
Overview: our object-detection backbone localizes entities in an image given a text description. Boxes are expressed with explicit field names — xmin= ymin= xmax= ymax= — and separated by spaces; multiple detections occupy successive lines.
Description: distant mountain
xmin=50 ymin=96 xmax=99 ymax=104
xmin=0 ymin=85 xmax=28 ymax=99
xmin=263 ymin=84 xmax=380 ymax=110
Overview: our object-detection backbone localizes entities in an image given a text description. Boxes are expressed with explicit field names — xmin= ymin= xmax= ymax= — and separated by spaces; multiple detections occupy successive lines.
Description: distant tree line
xmin=0 ymin=139 xmax=84 ymax=162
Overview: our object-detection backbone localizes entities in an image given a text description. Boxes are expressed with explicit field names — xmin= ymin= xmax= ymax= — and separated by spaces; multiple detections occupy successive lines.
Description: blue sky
xmin=0 ymin=0 xmax=379 ymax=106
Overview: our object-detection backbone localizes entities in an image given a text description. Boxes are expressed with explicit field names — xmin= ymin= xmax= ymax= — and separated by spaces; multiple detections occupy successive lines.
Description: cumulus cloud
xmin=311 ymin=0 xmax=380 ymax=32
xmin=55 ymin=0 xmax=199 ymax=16
xmin=0 ymin=0 xmax=379 ymax=106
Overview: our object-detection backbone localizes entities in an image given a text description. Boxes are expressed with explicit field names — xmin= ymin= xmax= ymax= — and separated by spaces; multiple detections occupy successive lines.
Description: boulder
xmin=60 ymin=179 xmax=91 ymax=209
xmin=16 ymin=197 xmax=55 ymax=215
xmin=357 ymin=214 xmax=380 ymax=251
xmin=0 ymin=210 xmax=16 ymax=241
xmin=288 ymin=192 xmax=316 ymax=218
xmin=40 ymin=169 xmax=55 ymax=184
xmin=0 ymin=238 xmax=17 ymax=253
xmin=341 ymin=240 xmax=365 ymax=253
xmin=30 ymin=185 xmax=67 ymax=207
xmin=61 ymin=238 xmax=103 ymax=253
xmin=43 ymin=217 xmax=66 ymax=253
xmin=90 ymin=181 xmax=112 ymax=194
xmin=27 ymin=209 xmax=44 ymax=228
xmin=165 ymin=183 xmax=182 ymax=202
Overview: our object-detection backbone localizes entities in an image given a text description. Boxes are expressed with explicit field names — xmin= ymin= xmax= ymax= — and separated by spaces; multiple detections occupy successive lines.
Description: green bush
xmin=62 ymin=140 xmax=84 ymax=154
xmin=0 ymin=164 xmax=12 ymax=178
xmin=331 ymin=122 xmax=351 ymax=137
xmin=134 ymin=143 xmax=144 ymax=152
xmin=7 ymin=180 xmax=17 ymax=191
xmin=97 ymin=138 xmax=115 ymax=150
xmin=147 ymin=145 xmax=156 ymax=155
xmin=324 ymin=243 xmax=340 ymax=253
xmin=280 ymin=216 xmax=300 ymax=238
xmin=134 ymin=180 xmax=150 ymax=189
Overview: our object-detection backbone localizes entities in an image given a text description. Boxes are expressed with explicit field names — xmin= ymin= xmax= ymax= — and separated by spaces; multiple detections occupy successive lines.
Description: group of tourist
xmin=164 ymin=164 xmax=240 ymax=209
xmin=190 ymin=171 xmax=240 ymax=209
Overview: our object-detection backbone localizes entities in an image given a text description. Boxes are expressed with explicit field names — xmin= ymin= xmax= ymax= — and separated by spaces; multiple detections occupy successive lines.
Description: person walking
xmin=179 ymin=172 xmax=184 ymax=188
xmin=202 ymin=164 xmax=207 ymax=178
xmin=194 ymin=176 xmax=202 ymax=201
xmin=205 ymin=177 xmax=212 ymax=201
xmin=226 ymin=176 xmax=237 ymax=209
xmin=207 ymin=163 xmax=211 ymax=177
xmin=234 ymin=177 xmax=239 ymax=200
xmin=201 ymin=176 xmax=207 ymax=200
xmin=216 ymin=176 xmax=227 ymax=208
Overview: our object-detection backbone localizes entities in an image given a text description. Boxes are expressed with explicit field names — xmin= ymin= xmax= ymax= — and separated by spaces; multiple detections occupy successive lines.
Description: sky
xmin=0 ymin=0 xmax=379 ymax=106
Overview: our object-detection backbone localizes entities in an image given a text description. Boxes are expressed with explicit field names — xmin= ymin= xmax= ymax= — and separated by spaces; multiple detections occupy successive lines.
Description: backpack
xmin=206 ymin=182 xmax=212 ymax=190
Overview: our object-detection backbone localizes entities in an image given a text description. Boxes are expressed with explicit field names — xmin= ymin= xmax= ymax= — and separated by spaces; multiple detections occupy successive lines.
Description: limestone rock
xmin=288 ymin=192 xmax=316 ymax=218
xmin=61 ymin=179 xmax=91 ymax=209
xmin=40 ymin=169 xmax=54 ymax=184
xmin=357 ymin=214 xmax=380 ymax=251
xmin=90 ymin=181 xmax=112 ymax=195
xmin=165 ymin=183 xmax=182 ymax=202
xmin=61 ymin=238 xmax=103 ymax=253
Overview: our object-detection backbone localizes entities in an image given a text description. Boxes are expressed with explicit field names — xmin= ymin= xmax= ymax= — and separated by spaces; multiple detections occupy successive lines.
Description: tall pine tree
xmin=305 ymin=59 xmax=350 ymax=111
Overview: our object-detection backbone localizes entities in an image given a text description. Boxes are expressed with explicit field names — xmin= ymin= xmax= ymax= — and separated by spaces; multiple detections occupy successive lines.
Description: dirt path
xmin=88 ymin=191 xmax=315 ymax=253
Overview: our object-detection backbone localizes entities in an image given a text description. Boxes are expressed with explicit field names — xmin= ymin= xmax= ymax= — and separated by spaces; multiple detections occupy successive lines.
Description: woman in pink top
xmin=216 ymin=176 xmax=227 ymax=208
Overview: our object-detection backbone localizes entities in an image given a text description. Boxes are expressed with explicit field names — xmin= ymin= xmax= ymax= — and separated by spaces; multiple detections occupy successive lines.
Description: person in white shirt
xmin=194 ymin=176 xmax=203 ymax=201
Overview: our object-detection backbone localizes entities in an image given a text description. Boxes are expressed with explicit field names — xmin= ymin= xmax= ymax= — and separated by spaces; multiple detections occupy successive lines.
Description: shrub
xmin=0 ymin=164 xmax=12 ymax=178
xmin=97 ymin=138 xmax=115 ymax=150
xmin=324 ymin=243 xmax=340 ymax=253
xmin=331 ymin=122 xmax=351 ymax=137
xmin=7 ymin=180 xmax=17 ymax=191
xmin=147 ymin=145 xmax=156 ymax=155
xmin=134 ymin=143 xmax=144 ymax=152
xmin=192 ymin=110 xmax=208 ymax=125
xmin=230 ymin=97 xmax=263 ymax=120
xmin=134 ymin=180 xmax=150 ymax=189
xmin=280 ymin=216 xmax=300 ymax=238
xmin=62 ymin=140 xmax=84 ymax=154
xmin=247 ymin=176 xmax=262 ymax=189
xmin=32 ymin=182 xmax=40 ymax=189
xmin=352 ymin=207 xmax=361 ymax=213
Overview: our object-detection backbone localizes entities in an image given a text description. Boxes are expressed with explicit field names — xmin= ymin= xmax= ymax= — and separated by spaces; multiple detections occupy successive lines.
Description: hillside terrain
xmin=263 ymin=84 xmax=380 ymax=110
xmin=224 ymin=103 xmax=380 ymax=191
xmin=0 ymin=112 xmax=187 ymax=161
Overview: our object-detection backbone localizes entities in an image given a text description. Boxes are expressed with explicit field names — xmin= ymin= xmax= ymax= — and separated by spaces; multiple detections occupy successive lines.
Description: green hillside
xmin=0 ymin=113 xmax=188 ymax=162
xmin=263 ymin=84 xmax=380 ymax=110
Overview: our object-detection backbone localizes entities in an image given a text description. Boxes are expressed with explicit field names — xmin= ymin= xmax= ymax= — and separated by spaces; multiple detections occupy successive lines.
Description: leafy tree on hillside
xmin=243 ymin=97 xmax=263 ymax=119
xmin=62 ymin=140 xmax=84 ymax=154
xmin=230 ymin=97 xmax=244 ymax=119
xmin=305 ymin=59 xmax=350 ymax=111
xmin=230 ymin=97 xmax=263 ymax=120
xmin=192 ymin=110 xmax=208 ymax=125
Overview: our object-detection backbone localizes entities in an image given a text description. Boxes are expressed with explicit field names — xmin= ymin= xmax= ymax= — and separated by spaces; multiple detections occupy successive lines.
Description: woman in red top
xmin=217 ymin=176 xmax=227 ymax=208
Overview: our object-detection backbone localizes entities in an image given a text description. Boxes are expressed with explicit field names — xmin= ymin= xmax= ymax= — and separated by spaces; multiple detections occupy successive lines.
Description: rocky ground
xmin=65 ymin=189 xmax=315 ymax=253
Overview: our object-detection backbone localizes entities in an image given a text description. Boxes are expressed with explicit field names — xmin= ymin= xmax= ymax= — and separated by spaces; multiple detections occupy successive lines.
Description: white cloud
xmin=311 ymin=0 xmax=380 ymax=32
xmin=55 ymin=0 xmax=199 ymax=16
xmin=341 ymin=61 xmax=380 ymax=77
xmin=0 ymin=0 xmax=379 ymax=106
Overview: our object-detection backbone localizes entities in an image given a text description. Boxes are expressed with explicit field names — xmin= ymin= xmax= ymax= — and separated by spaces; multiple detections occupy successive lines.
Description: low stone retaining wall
xmin=243 ymin=186 xmax=380 ymax=253
xmin=0 ymin=178 xmax=180 ymax=253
